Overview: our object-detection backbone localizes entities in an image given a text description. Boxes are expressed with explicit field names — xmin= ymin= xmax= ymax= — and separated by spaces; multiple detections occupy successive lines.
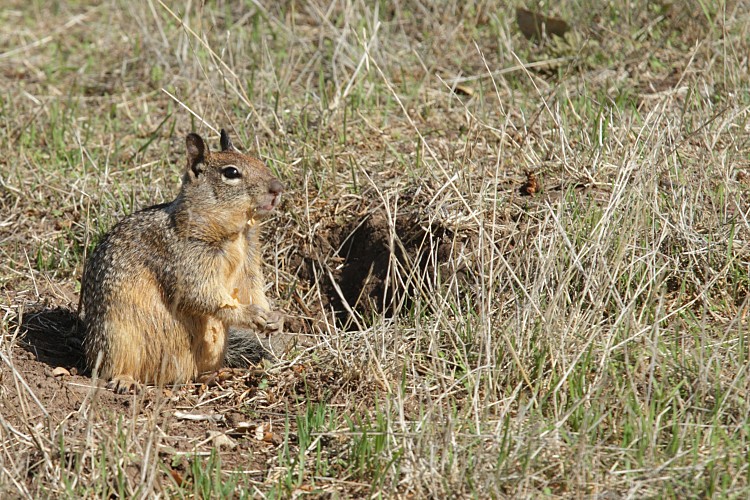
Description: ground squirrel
xmin=80 ymin=129 xmax=284 ymax=393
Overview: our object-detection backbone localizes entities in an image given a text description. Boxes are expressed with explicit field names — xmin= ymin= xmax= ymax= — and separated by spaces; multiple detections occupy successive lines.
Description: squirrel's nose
xmin=269 ymin=179 xmax=284 ymax=195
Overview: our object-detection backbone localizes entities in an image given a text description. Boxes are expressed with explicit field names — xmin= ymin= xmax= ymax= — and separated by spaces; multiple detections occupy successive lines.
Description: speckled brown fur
xmin=80 ymin=130 xmax=284 ymax=392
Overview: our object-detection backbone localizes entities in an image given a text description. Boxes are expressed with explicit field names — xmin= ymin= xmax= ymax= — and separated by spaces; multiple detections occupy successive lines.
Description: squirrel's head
xmin=180 ymin=130 xmax=284 ymax=228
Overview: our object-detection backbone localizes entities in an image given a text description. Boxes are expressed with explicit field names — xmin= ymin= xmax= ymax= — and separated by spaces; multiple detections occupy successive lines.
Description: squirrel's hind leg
xmin=106 ymin=375 xmax=140 ymax=394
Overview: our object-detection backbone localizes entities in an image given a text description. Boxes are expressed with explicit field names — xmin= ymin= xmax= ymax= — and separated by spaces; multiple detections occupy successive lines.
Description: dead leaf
xmin=174 ymin=411 xmax=225 ymax=423
xmin=169 ymin=469 xmax=184 ymax=486
xmin=253 ymin=423 xmax=281 ymax=445
xmin=263 ymin=431 xmax=281 ymax=445
xmin=254 ymin=423 xmax=266 ymax=441
xmin=55 ymin=219 xmax=73 ymax=230
xmin=207 ymin=431 xmax=237 ymax=450
xmin=516 ymin=8 xmax=569 ymax=41
xmin=231 ymin=421 xmax=255 ymax=435
xmin=520 ymin=172 xmax=540 ymax=196
xmin=453 ymin=84 xmax=474 ymax=97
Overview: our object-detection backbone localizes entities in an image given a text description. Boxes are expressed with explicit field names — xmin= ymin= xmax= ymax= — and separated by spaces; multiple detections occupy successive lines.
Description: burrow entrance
xmin=295 ymin=207 xmax=467 ymax=328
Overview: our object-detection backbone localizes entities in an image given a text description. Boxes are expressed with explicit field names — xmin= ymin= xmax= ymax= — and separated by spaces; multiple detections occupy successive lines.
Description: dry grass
xmin=2 ymin=0 xmax=750 ymax=497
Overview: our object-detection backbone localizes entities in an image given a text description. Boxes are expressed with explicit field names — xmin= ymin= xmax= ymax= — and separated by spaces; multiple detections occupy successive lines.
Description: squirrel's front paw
xmin=247 ymin=304 xmax=269 ymax=330
xmin=247 ymin=305 xmax=284 ymax=335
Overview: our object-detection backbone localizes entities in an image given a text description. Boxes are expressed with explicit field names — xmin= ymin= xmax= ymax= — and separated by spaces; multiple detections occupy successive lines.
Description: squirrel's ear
xmin=220 ymin=129 xmax=236 ymax=152
xmin=186 ymin=133 xmax=207 ymax=177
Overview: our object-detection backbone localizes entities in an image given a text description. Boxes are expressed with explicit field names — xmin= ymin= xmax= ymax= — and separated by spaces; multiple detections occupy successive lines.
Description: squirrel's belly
xmin=94 ymin=272 xmax=202 ymax=384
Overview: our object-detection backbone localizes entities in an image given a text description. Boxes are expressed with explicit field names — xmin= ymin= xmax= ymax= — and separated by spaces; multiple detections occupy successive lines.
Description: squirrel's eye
xmin=221 ymin=166 xmax=241 ymax=179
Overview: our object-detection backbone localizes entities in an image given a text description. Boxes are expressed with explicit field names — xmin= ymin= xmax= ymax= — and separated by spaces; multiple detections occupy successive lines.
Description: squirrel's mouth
xmin=257 ymin=192 xmax=281 ymax=213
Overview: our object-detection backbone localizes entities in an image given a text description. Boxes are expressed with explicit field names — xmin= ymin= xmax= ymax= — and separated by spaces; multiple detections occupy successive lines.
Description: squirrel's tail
xmin=224 ymin=328 xmax=272 ymax=368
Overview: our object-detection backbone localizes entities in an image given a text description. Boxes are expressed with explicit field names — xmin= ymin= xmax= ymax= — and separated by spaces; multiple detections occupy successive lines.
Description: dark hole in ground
xmin=298 ymin=209 xmax=460 ymax=328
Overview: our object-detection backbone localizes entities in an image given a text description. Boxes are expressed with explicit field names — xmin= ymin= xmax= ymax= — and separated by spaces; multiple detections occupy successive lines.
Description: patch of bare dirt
xmin=1 ymin=304 xmax=347 ymax=493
